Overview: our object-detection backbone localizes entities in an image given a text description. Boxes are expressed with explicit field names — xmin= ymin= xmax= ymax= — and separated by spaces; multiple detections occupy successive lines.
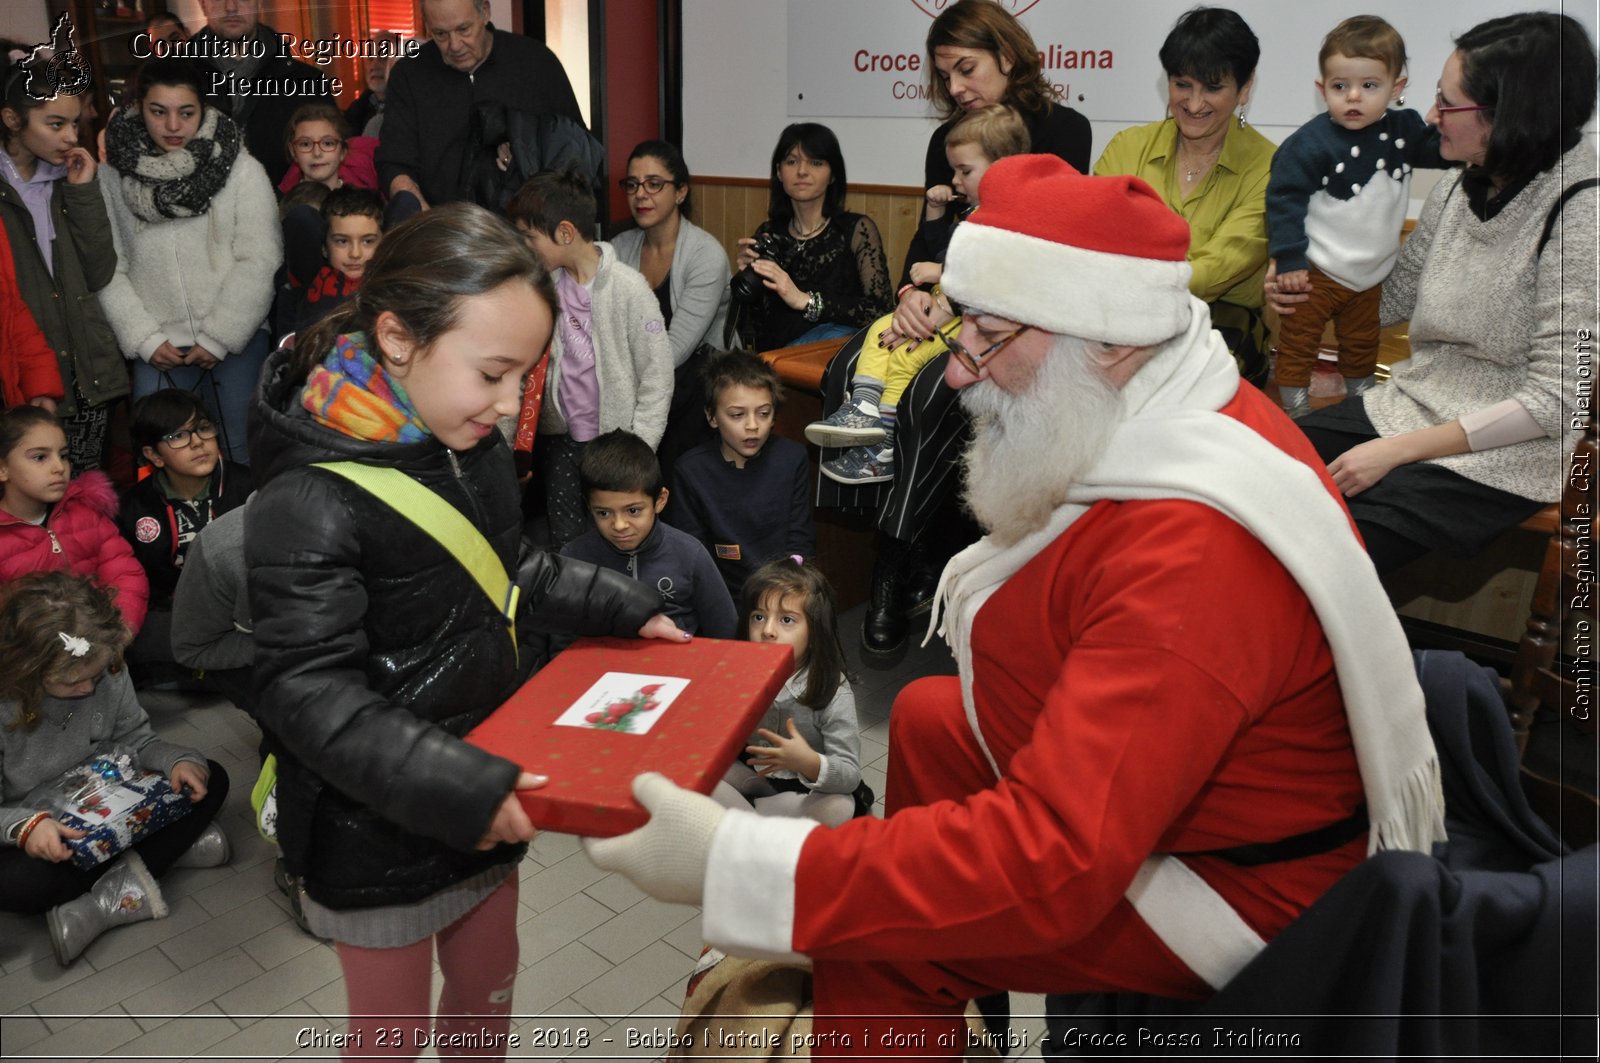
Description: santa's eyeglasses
xmin=937 ymin=316 xmax=1033 ymax=375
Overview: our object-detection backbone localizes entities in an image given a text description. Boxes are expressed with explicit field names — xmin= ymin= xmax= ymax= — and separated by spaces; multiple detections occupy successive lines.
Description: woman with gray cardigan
xmin=611 ymin=141 xmax=731 ymax=478
xmin=1283 ymin=13 xmax=1598 ymax=573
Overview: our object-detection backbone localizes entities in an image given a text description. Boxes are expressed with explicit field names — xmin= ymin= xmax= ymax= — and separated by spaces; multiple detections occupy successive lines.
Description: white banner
xmin=787 ymin=0 xmax=1598 ymax=129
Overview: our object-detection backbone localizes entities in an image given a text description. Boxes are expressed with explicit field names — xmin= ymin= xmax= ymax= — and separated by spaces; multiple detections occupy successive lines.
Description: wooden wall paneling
xmin=736 ymin=183 xmax=763 ymax=250
xmin=695 ymin=177 xmax=924 ymax=300
xmin=696 ymin=182 xmax=734 ymax=265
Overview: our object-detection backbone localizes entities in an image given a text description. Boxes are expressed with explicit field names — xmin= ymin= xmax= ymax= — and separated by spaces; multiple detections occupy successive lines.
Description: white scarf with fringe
xmin=927 ymin=298 xmax=1447 ymax=858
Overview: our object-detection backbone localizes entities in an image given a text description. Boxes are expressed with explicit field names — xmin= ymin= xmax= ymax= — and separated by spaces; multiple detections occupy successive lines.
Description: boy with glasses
xmin=1266 ymin=15 xmax=1444 ymax=418
xmin=117 ymin=389 xmax=252 ymax=686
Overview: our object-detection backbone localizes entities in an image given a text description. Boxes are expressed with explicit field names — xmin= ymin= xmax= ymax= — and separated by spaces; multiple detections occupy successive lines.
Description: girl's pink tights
xmin=336 ymin=874 xmax=520 ymax=1060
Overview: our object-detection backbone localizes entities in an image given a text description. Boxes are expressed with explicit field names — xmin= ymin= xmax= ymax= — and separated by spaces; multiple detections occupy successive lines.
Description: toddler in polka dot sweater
xmin=1265 ymin=15 xmax=1446 ymax=416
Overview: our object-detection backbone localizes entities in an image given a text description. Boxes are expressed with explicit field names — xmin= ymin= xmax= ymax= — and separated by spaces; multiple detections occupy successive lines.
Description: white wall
xmin=684 ymin=0 xmax=1595 ymax=204
xmin=545 ymin=0 xmax=592 ymax=128
xmin=0 ymin=1 xmax=53 ymax=48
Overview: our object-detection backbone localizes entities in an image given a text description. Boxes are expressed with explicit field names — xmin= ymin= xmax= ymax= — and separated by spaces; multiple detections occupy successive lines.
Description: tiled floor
xmin=0 ymin=605 xmax=1051 ymax=1062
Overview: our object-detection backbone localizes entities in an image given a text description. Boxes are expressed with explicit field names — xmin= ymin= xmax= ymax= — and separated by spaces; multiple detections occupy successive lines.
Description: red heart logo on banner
xmin=910 ymin=0 xmax=1041 ymax=19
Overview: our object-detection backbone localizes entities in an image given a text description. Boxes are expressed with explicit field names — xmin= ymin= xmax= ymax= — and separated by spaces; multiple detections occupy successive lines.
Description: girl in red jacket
xmin=0 ymin=223 xmax=61 ymax=411
xmin=0 ymin=406 xmax=147 ymax=632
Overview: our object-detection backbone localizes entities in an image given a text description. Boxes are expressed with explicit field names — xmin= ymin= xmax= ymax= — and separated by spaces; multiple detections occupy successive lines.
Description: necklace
xmin=1177 ymin=140 xmax=1223 ymax=186
xmin=789 ymin=215 xmax=830 ymax=240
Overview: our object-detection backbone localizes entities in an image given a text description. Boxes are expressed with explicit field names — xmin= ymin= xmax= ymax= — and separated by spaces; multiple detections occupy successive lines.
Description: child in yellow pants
xmin=805 ymin=106 xmax=1028 ymax=484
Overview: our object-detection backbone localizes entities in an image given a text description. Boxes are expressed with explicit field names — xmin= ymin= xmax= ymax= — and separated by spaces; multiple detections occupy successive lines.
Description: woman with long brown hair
xmin=1285 ymin=12 xmax=1598 ymax=574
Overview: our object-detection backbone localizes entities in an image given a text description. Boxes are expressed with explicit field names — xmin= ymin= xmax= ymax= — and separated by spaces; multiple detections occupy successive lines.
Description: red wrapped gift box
xmin=467 ymin=636 xmax=793 ymax=837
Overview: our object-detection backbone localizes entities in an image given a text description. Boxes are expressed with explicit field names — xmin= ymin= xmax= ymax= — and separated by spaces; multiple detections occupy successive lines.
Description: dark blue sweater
xmin=560 ymin=519 xmax=737 ymax=638
xmin=664 ymin=435 xmax=815 ymax=601
xmin=1266 ymin=109 xmax=1444 ymax=290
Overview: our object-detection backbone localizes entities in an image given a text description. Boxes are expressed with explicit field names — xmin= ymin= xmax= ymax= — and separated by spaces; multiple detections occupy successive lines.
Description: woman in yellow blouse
xmin=1095 ymin=6 xmax=1275 ymax=385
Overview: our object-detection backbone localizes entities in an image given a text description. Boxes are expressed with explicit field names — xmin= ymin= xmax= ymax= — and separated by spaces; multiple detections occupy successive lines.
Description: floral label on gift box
xmin=553 ymin=672 xmax=690 ymax=735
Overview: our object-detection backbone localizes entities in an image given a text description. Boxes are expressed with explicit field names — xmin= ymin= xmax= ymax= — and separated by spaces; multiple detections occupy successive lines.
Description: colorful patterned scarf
xmin=301 ymin=332 xmax=430 ymax=443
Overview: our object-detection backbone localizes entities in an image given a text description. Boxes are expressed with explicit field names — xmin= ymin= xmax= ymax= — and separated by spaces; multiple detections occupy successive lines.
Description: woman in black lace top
xmin=733 ymin=123 xmax=892 ymax=350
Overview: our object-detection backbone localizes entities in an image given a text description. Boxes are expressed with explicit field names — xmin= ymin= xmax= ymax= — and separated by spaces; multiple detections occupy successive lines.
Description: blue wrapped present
xmin=29 ymin=753 xmax=194 ymax=870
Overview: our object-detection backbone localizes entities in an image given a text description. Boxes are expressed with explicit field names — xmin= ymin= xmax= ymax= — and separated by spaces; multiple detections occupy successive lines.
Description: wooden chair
xmin=1374 ymin=323 xmax=1567 ymax=662
xmin=1505 ymin=413 xmax=1597 ymax=848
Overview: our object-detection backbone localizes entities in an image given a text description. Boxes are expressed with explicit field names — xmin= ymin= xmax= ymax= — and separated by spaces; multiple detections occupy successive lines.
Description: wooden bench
xmin=1506 ymin=415 xmax=1596 ymax=848
xmin=760 ymin=339 xmax=877 ymax=610
xmin=1389 ymin=504 xmax=1560 ymax=668
xmin=1352 ymin=322 xmax=1566 ymax=664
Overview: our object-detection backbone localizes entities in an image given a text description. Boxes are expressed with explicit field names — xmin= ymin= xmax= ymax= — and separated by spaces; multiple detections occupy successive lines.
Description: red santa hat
xmin=941 ymin=154 xmax=1196 ymax=347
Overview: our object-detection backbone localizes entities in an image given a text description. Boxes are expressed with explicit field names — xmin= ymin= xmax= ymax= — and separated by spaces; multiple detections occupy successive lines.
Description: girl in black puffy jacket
xmin=244 ymin=203 xmax=685 ymax=1056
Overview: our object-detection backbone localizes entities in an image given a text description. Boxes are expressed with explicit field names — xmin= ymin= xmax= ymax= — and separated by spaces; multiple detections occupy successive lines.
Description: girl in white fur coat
xmin=98 ymin=58 xmax=281 ymax=466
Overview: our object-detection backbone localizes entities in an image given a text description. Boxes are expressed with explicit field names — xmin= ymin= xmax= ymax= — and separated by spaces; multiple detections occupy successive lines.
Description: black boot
xmin=862 ymin=534 xmax=909 ymax=658
xmin=900 ymin=536 xmax=941 ymax=619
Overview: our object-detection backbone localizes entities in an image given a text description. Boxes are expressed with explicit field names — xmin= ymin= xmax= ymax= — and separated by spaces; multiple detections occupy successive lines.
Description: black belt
xmin=1188 ymin=805 xmax=1370 ymax=868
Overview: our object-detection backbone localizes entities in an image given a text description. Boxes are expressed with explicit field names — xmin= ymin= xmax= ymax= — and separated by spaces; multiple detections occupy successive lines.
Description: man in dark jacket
xmin=191 ymin=0 xmax=336 ymax=187
xmin=376 ymin=0 xmax=583 ymax=212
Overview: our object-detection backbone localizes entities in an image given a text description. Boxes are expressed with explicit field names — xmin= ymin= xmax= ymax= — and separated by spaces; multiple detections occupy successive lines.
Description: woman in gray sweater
xmin=1283 ymin=13 xmax=1598 ymax=573
xmin=612 ymin=140 xmax=732 ymax=478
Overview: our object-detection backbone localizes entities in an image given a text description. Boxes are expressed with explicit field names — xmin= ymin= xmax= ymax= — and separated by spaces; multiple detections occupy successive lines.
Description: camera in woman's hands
xmin=730 ymin=231 xmax=795 ymax=305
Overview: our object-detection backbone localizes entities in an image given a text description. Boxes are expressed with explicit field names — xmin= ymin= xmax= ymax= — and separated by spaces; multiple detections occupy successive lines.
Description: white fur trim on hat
xmin=942 ymin=221 xmax=1194 ymax=347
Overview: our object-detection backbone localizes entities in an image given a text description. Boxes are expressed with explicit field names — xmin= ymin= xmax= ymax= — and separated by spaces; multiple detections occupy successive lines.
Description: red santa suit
xmin=684 ymin=159 xmax=1444 ymax=1060
xmin=697 ymin=311 xmax=1444 ymax=1060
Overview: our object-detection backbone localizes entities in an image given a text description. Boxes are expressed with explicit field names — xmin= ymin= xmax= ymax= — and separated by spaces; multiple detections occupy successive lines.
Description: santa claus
xmin=588 ymin=155 xmax=1445 ymax=1059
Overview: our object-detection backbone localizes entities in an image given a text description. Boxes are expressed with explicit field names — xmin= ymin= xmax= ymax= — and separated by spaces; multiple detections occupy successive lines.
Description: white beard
xmin=959 ymin=336 xmax=1125 ymax=546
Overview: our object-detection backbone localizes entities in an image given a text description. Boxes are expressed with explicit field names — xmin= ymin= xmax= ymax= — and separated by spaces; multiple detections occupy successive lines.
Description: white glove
xmin=584 ymin=772 xmax=726 ymax=905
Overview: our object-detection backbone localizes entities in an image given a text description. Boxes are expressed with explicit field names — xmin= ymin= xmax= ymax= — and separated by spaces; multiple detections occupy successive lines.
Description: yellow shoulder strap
xmin=313 ymin=462 xmax=520 ymax=653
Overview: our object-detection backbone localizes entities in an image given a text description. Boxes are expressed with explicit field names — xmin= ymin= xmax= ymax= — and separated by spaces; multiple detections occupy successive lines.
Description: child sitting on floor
xmin=0 ymin=571 xmax=230 ymax=966
xmin=713 ymin=558 xmax=869 ymax=826
xmin=805 ymin=105 xmax=1029 ymax=485
xmin=0 ymin=406 xmax=147 ymax=633
xmin=117 ymin=389 xmax=252 ymax=684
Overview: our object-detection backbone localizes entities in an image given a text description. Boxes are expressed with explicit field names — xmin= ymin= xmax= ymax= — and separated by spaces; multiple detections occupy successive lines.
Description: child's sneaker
xmin=822 ymin=445 xmax=894 ymax=485
xmin=805 ymin=401 xmax=887 ymax=447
